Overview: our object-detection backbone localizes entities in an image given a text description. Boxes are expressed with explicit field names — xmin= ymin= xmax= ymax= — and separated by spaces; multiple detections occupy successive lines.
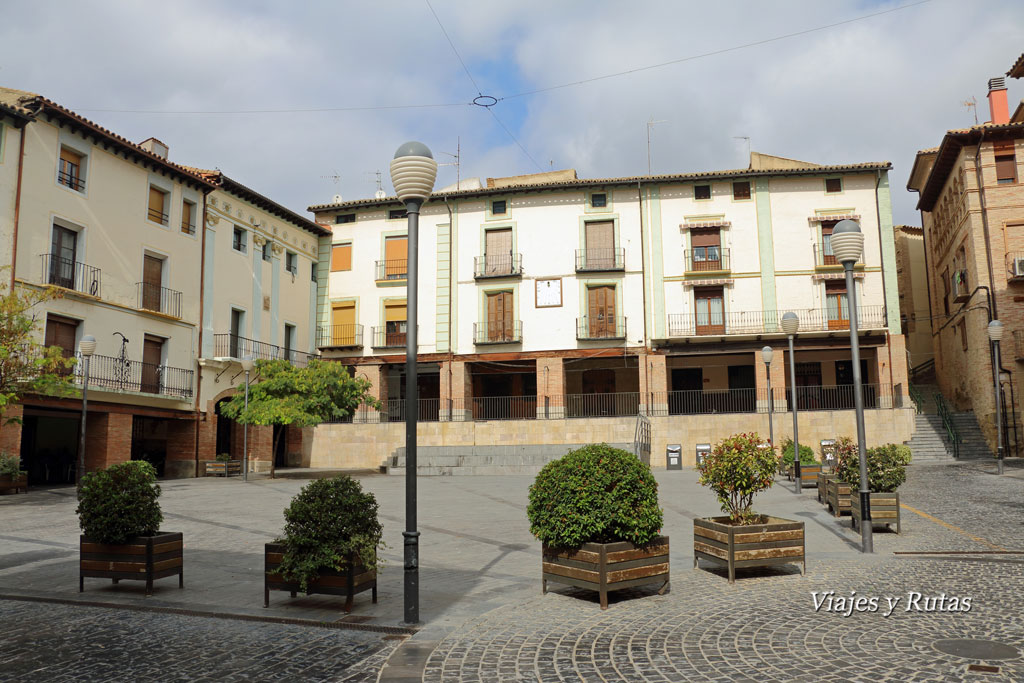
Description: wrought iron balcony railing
xmin=576 ymin=316 xmax=626 ymax=340
xmin=57 ymin=170 xmax=85 ymax=192
xmin=137 ymin=282 xmax=182 ymax=317
xmin=666 ymin=306 xmax=887 ymax=337
xmin=813 ymin=244 xmax=839 ymax=268
xmin=575 ymin=248 xmax=625 ymax=272
xmin=473 ymin=321 xmax=523 ymax=344
xmin=375 ymin=259 xmax=407 ymax=281
xmin=212 ymin=333 xmax=317 ymax=367
xmin=474 ymin=253 xmax=523 ymax=278
xmin=79 ymin=353 xmax=193 ymax=400
xmin=684 ymin=248 xmax=730 ymax=273
xmin=41 ymin=254 xmax=101 ymax=297
xmin=148 ymin=207 xmax=169 ymax=225
xmin=370 ymin=326 xmax=416 ymax=348
xmin=316 ymin=324 xmax=364 ymax=348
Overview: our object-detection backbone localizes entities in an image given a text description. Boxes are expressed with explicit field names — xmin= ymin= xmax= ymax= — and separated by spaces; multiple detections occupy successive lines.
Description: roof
xmin=0 ymin=86 xmax=214 ymax=191
xmin=188 ymin=168 xmax=329 ymax=237
xmin=908 ymin=122 xmax=1024 ymax=211
xmin=308 ymin=160 xmax=892 ymax=212
xmin=1009 ymin=53 xmax=1024 ymax=79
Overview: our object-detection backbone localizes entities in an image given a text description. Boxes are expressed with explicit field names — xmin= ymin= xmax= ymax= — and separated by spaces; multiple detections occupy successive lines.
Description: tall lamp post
xmin=988 ymin=320 xmax=1004 ymax=475
xmin=390 ymin=141 xmax=437 ymax=626
xmin=832 ymin=219 xmax=871 ymax=553
xmin=76 ymin=335 xmax=96 ymax=488
xmin=241 ymin=356 xmax=254 ymax=481
xmin=762 ymin=346 xmax=774 ymax=448
xmin=781 ymin=312 xmax=801 ymax=493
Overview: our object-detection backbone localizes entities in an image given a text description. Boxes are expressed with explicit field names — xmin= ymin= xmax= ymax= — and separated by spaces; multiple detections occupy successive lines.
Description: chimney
xmin=988 ymin=77 xmax=1009 ymax=125
xmin=139 ymin=137 xmax=169 ymax=159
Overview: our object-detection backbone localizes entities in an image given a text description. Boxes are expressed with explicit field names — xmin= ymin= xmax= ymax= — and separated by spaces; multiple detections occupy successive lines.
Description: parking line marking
xmin=899 ymin=503 xmax=1006 ymax=551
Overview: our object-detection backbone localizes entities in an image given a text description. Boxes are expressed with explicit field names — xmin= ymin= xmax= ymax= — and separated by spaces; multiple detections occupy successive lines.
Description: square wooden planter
xmin=0 ymin=474 xmax=28 ymax=494
xmin=264 ymin=543 xmax=377 ymax=613
xmin=541 ymin=536 xmax=670 ymax=610
xmin=817 ymin=473 xmax=831 ymax=504
xmin=826 ymin=478 xmax=853 ymax=517
xmin=851 ymin=491 xmax=901 ymax=534
xmin=787 ymin=463 xmax=822 ymax=488
xmin=204 ymin=460 xmax=242 ymax=477
xmin=694 ymin=517 xmax=805 ymax=583
xmin=80 ymin=532 xmax=183 ymax=596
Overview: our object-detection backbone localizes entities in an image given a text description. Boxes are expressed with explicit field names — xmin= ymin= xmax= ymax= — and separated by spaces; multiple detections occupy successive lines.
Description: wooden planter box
xmin=264 ymin=543 xmax=377 ymax=613
xmin=0 ymin=473 xmax=28 ymax=494
xmin=851 ymin=491 xmax=901 ymax=534
xmin=787 ymin=463 xmax=822 ymax=488
xmin=694 ymin=517 xmax=805 ymax=583
xmin=204 ymin=460 xmax=242 ymax=477
xmin=80 ymin=532 xmax=183 ymax=595
xmin=817 ymin=473 xmax=831 ymax=504
xmin=826 ymin=478 xmax=853 ymax=517
xmin=542 ymin=536 xmax=669 ymax=610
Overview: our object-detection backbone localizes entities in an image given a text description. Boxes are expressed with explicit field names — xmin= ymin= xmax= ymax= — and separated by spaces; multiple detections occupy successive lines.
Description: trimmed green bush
xmin=275 ymin=476 xmax=383 ymax=592
xmin=779 ymin=437 xmax=817 ymax=469
xmin=0 ymin=452 xmax=25 ymax=477
xmin=215 ymin=452 xmax=233 ymax=462
xmin=835 ymin=442 xmax=911 ymax=492
xmin=697 ymin=433 xmax=777 ymax=524
xmin=528 ymin=443 xmax=663 ymax=549
xmin=76 ymin=461 xmax=162 ymax=544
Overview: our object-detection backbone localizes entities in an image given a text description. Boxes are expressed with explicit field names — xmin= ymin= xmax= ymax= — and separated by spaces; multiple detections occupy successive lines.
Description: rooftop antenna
xmin=439 ymin=136 xmax=461 ymax=189
xmin=962 ymin=96 xmax=978 ymax=125
xmin=647 ymin=117 xmax=667 ymax=174
xmin=373 ymin=170 xmax=386 ymax=199
xmin=733 ymin=136 xmax=751 ymax=164
xmin=320 ymin=170 xmax=342 ymax=184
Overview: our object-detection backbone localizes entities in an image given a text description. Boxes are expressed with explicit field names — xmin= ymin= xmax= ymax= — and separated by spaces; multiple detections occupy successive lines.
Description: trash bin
xmin=666 ymin=444 xmax=682 ymax=470
xmin=695 ymin=443 xmax=711 ymax=467
xmin=820 ymin=439 xmax=836 ymax=468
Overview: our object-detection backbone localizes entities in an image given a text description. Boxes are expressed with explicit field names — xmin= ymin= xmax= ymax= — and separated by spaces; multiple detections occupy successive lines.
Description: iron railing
xmin=575 ymin=248 xmax=625 ymax=271
xmin=212 ymin=333 xmax=317 ymax=367
xmin=148 ymin=207 xmax=169 ymax=225
xmin=577 ymin=316 xmax=626 ymax=340
xmin=57 ymin=170 xmax=85 ymax=192
xmin=375 ymin=259 xmax=407 ymax=280
xmin=137 ymin=282 xmax=182 ymax=317
xmin=370 ymin=326 xmax=416 ymax=348
xmin=910 ymin=357 xmax=935 ymax=381
xmin=41 ymin=254 xmax=101 ymax=297
xmin=181 ymin=219 xmax=196 ymax=236
xmin=667 ymin=306 xmax=887 ymax=337
xmin=473 ymin=321 xmax=522 ymax=344
xmin=80 ymin=353 xmax=193 ymax=399
xmin=908 ymin=383 xmax=924 ymax=414
xmin=813 ymin=244 xmax=839 ymax=267
xmin=684 ymin=248 xmax=730 ymax=273
xmin=474 ymin=253 xmax=523 ymax=278
xmin=315 ymin=324 xmax=364 ymax=348
xmin=566 ymin=392 xmax=640 ymax=418
xmin=934 ymin=392 xmax=961 ymax=459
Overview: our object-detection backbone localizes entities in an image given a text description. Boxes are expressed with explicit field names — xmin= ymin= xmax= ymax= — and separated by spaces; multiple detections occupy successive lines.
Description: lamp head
xmin=988 ymin=319 xmax=1004 ymax=342
xmin=761 ymin=345 xmax=773 ymax=364
xmin=780 ymin=311 xmax=799 ymax=336
xmin=390 ymin=141 xmax=437 ymax=203
xmin=241 ymin=356 xmax=255 ymax=372
xmin=831 ymin=219 xmax=864 ymax=264
xmin=78 ymin=335 xmax=96 ymax=357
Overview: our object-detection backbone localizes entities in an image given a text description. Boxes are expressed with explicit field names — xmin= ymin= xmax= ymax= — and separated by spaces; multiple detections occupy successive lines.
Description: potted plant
xmin=838 ymin=443 xmax=911 ymax=534
xmin=822 ymin=437 xmax=857 ymax=515
xmin=265 ymin=475 xmax=381 ymax=612
xmin=780 ymin=437 xmax=820 ymax=488
xmin=204 ymin=452 xmax=241 ymax=477
xmin=528 ymin=443 xmax=668 ymax=610
xmin=0 ymin=452 xmax=28 ymax=494
xmin=694 ymin=432 xmax=805 ymax=583
xmin=77 ymin=461 xmax=183 ymax=595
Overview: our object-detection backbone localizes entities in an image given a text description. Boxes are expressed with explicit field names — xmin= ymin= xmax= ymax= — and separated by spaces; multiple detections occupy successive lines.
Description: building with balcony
xmin=309 ymin=156 xmax=912 ymax=470
xmin=907 ymin=60 xmax=1024 ymax=454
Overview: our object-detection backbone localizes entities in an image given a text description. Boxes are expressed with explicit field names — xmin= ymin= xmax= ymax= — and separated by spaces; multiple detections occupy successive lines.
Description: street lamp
xmin=781 ymin=312 xmax=801 ymax=493
xmin=76 ymin=335 xmax=96 ymax=488
xmin=762 ymin=345 xmax=774 ymax=449
xmin=832 ymin=219 xmax=871 ymax=553
xmin=240 ymin=356 xmax=255 ymax=482
xmin=988 ymin=320 xmax=1004 ymax=475
xmin=390 ymin=141 xmax=437 ymax=626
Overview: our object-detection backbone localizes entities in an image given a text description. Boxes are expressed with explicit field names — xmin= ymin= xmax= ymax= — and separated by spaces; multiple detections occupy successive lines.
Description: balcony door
xmin=584 ymin=220 xmax=614 ymax=269
xmin=587 ymin=285 xmax=616 ymax=337
xmin=142 ymin=255 xmax=163 ymax=312
xmin=484 ymin=228 xmax=513 ymax=275
xmin=694 ymin=286 xmax=725 ymax=335
xmin=50 ymin=225 xmax=77 ymax=289
xmin=44 ymin=314 xmax=78 ymax=376
xmin=821 ymin=220 xmax=837 ymax=265
xmin=230 ymin=309 xmax=244 ymax=357
xmin=331 ymin=302 xmax=356 ymax=345
xmin=141 ymin=334 xmax=163 ymax=394
xmin=691 ymin=228 xmax=721 ymax=271
xmin=486 ymin=290 xmax=513 ymax=341
xmin=825 ymin=280 xmax=849 ymax=330
xmin=385 ymin=300 xmax=407 ymax=347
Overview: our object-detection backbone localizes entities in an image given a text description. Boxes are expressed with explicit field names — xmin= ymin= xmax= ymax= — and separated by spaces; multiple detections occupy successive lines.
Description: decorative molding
xmin=682 ymin=278 xmax=735 ymax=288
xmin=271 ymin=242 xmax=285 ymax=255
xmin=813 ymin=272 xmax=865 ymax=281
xmin=253 ymin=234 xmax=267 ymax=247
xmin=680 ymin=219 xmax=731 ymax=230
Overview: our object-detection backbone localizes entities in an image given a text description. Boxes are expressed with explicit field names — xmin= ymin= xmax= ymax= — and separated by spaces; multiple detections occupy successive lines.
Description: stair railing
xmin=910 ymin=358 xmax=935 ymax=381
xmin=908 ymin=384 xmax=924 ymax=414
xmin=934 ymin=393 xmax=961 ymax=459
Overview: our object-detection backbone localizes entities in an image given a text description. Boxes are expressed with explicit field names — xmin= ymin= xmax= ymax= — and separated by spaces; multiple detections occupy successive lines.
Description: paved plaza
xmin=1 ymin=458 xmax=1022 ymax=681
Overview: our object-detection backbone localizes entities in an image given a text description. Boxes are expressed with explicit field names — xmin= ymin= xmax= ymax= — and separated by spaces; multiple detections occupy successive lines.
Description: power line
xmin=75 ymin=102 xmax=469 ymax=115
xmin=424 ymin=0 xmax=482 ymax=96
xmin=487 ymin=108 xmax=544 ymax=172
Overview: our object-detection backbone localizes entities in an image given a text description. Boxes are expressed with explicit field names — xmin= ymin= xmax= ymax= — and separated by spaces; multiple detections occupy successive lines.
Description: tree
xmin=218 ymin=358 xmax=378 ymax=476
xmin=0 ymin=278 xmax=78 ymax=429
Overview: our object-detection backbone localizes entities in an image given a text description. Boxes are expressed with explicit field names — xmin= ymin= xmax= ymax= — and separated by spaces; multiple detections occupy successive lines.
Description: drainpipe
xmin=637 ymin=181 xmax=651 ymax=408
xmin=973 ymin=132 xmax=998 ymax=318
xmin=10 ymin=121 xmax=27 ymax=289
xmin=193 ymin=188 xmax=212 ymax=478
xmin=443 ymin=195 xmax=454 ymax=416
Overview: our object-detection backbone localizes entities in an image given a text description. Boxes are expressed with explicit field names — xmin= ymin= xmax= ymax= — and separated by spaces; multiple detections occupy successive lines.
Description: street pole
xmin=989 ymin=320 xmax=1005 ymax=475
xmin=788 ymin=333 xmax=801 ymax=493
xmin=243 ymin=369 xmax=250 ymax=482
xmin=762 ymin=346 xmax=774 ymax=449
xmin=76 ymin=335 xmax=96 ymax=489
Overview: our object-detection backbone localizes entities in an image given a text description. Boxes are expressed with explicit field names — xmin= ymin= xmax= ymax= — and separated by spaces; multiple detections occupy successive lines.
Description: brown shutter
xmin=384 ymin=300 xmax=407 ymax=322
xmin=384 ymin=237 xmax=407 ymax=277
xmin=331 ymin=302 xmax=356 ymax=345
xmin=485 ymin=228 xmax=513 ymax=274
xmin=143 ymin=255 xmax=163 ymax=310
xmin=148 ymin=187 xmax=166 ymax=222
xmin=825 ymin=280 xmax=846 ymax=294
xmin=141 ymin=335 xmax=163 ymax=393
xmin=995 ymin=154 xmax=1017 ymax=182
xmin=60 ymin=148 xmax=82 ymax=167
xmin=45 ymin=315 xmax=78 ymax=356
xmin=733 ymin=182 xmax=751 ymax=200
xmin=690 ymin=228 xmax=720 ymax=247
xmin=181 ymin=201 xmax=192 ymax=232
xmin=585 ymin=221 xmax=614 ymax=251
xmin=331 ymin=244 xmax=352 ymax=271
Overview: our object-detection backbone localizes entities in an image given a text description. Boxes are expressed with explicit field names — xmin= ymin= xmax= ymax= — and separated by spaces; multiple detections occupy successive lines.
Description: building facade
xmin=893 ymin=225 xmax=933 ymax=372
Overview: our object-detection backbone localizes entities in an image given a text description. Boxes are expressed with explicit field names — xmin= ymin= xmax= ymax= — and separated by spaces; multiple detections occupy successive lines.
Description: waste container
xmin=820 ymin=439 xmax=837 ymax=467
xmin=695 ymin=443 xmax=711 ymax=467
xmin=666 ymin=444 xmax=682 ymax=470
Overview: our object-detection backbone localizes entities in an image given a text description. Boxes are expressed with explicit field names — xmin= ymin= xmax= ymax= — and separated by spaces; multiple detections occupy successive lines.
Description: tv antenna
xmin=373 ymin=170 xmax=385 ymax=199
xmin=647 ymin=117 xmax=667 ymax=174
xmin=733 ymin=136 xmax=751 ymax=162
xmin=321 ymin=170 xmax=342 ymax=184
xmin=962 ymin=96 xmax=978 ymax=125
xmin=439 ymin=136 xmax=461 ymax=189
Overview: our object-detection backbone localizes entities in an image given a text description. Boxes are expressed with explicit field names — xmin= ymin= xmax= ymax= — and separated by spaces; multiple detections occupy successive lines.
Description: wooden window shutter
xmin=385 ymin=300 xmax=407 ymax=322
xmin=995 ymin=154 xmax=1017 ymax=181
xmin=690 ymin=228 xmax=720 ymax=247
xmin=60 ymin=148 xmax=82 ymax=167
xmin=332 ymin=302 xmax=355 ymax=327
xmin=384 ymin=236 xmax=407 ymax=261
xmin=585 ymin=221 xmax=614 ymax=251
xmin=148 ymin=187 xmax=165 ymax=221
xmin=181 ymin=201 xmax=192 ymax=230
xmin=825 ymin=279 xmax=846 ymax=294
xmin=331 ymin=244 xmax=352 ymax=271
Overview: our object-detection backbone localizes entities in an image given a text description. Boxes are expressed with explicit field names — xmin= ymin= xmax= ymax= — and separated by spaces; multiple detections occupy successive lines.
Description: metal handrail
xmin=575 ymin=248 xmax=625 ymax=271
xmin=908 ymin=383 xmax=924 ymax=414
xmin=40 ymin=254 xmax=101 ymax=297
xmin=910 ymin=357 xmax=935 ymax=380
xmin=136 ymin=282 xmax=182 ymax=318
xmin=667 ymin=305 xmax=887 ymax=337
xmin=684 ymin=248 xmax=730 ymax=273
xmin=474 ymin=253 xmax=523 ymax=278
xmin=212 ymin=333 xmax=317 ymax=366
xmin=934 ymin=392 xmax=961 ymax=459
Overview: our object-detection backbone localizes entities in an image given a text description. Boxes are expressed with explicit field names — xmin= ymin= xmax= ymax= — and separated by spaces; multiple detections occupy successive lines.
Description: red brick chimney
xmin=988 ymin=77 xmax=1009 ymax=125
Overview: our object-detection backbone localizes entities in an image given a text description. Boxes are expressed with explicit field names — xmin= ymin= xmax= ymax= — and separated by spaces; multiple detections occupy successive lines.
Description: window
xmin=262 ymin=240 xmax=271 ymax=262
xmin=584 ymin=220 xmax=616 ymax=269
xmin=284 ymin=324 xmax=296 ymax=360
xmin=331 ymin=302 xmax=357 ymax=345
xmin=232 ymin=227 xmax=247 ymax=253
xmin=58 ymin=147 xmax=85 ymax=191
xmin=825 ymin=177 xmax=843 ymax=194
xmin=311 ymin=262 xmax=317 ymax=282
xmin=491 ymin=200 xmax=507 ymax=215
xmin=586 ymin=285 xmax=617 ymax=338
xmin=141 ymin=334 xmax=165 ymax=394
xmin=383 ymin=236 xmax=407 ymax=279
xmin=335 ymin=213 xmax=355 ymax=224
xmin=181 ymin=199 xmax=196 ymax=235
xmin=388 ymin=208 xmax=408 ymax=220
xmin=286 ymin=251 xmax=297 ymax=275
xmin=690 ymin=228 xmax=722 ymax=271
xmin=148 ymin=186 xmax=168 ymax=225
xmin=485 ymin=290 xmax=515 ymax=341
xmin=141 ymin=254 xmax=164 ymax=312
xmin=384 ymin=300 xmax=407 ymax=346
xmin=44 ymin=314 xmax=79 ymax=373
xmin=821 ymin=220 xmax=838 ymax=265
xmin=229 ymin=308 xmax=245 ymax=357
xmin=995 ymin=141 xmax=1017 ymax=185
xmin=484 ymin=228 xmax=514 ymax=275
xmin=942 ymin=268 xmax=950 ymax=316
xmin=331 ymin=243 xmax=352 ymax=272
xmin=825 ymin=280 xmax=849 ymax=329
xmin=694 ymin=184 xmax=711 ymax=200
xmin=694 ymin=286 xmax=725 ymax=335
xmin=732 ymin=181 xmax=751 ymax=200
xmin=49 ymin=224 xmax=78 ymax=288
xmin=590 ymin=193 xmax=607 ymax=208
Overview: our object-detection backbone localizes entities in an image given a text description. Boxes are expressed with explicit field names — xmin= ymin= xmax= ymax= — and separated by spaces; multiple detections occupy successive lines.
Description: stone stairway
xmin=909 ymin=383 xmax=940 ymax=414
xmin=386 ymin=442 xmax=635 ymax=476
xmin=906 ymin=413 xmax=955 ymax=462
xmin=950 ymin=412 xmax=995 ymax=460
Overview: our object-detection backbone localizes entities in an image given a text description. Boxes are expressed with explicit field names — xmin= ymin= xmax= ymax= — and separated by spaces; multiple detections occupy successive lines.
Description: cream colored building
xmin=893 ymin=225 xmax=933 ymax=372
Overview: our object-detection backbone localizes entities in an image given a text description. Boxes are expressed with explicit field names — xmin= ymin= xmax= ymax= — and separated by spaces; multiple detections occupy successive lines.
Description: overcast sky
xmin=2 ymin=0 xmax=1022 ymax=225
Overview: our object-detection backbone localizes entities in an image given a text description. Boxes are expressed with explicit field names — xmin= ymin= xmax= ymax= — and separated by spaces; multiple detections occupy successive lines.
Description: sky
xmin=2 ymin=0 xmax=1022 ymax=225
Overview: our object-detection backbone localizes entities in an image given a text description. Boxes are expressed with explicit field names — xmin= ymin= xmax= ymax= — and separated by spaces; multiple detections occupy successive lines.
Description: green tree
xmin=218 ymin=359 xmax=377 ymax=475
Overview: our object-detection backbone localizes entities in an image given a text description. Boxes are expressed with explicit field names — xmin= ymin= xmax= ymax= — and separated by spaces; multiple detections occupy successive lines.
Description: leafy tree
xmin=218 ymin=358 xmax=378 ymax=475
xmin=697 ymin=432 xmax=777 ymax=524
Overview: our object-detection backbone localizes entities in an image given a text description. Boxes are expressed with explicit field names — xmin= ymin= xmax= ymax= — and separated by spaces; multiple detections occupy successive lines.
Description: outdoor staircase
xmin=906 ymin=414 xmax=955 ymax=461
xmin=905 ymin=383 xmax=994 ymax=462
xmin=949 ymin=412 xmax=995 ymax=460
xmin=386 ymin=442 xmax=635 ymax=476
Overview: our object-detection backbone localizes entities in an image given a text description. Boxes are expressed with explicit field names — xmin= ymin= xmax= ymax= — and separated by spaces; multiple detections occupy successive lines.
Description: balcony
xmin=147 ymin=207 xmax=169 ymax=226
xmin=57 ymin=170 xmax=85 ymax=192
xmin=473 ymin=321 xmax=523 ymax=345
xmin=1008 ymin=252 xmax=1024 ymax=282
xmin=577 ymin=316 xmax=626 ymax=340
xmin=41 ymin=254 xmax=101 ymax=297
xmin=212 ymin=333 xmax=318 ymax=367
xmin=684 ymin=248 xmax=730 ymax=274
xmin=951 ymin=270 xmax=970 ymax=303
xmin=575 ymin=248 xmax=625 ymax=272
xmin=316 ymin=324 xmax=364 ymax=349
xmin=474 ymin=253 xmax=523 ymax=279
xmin=136 ymin=282 xmax=182 ymax=317
xmin=666 ymin=306 xmax=887 ymax=338
xmin=370 ymin=326 xmax=413 ymax=349
xmin=82 ymin=353 xmax=193 ymax=400
xmin=813 ymin=244 xmax=840 ymax=268
xmin=375 ymin=259 xmax=407 ymax=282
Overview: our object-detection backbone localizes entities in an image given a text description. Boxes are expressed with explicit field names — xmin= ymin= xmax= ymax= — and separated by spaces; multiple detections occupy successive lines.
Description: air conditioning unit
xmin=1013 ymin=257 xmax=1024 ymax=277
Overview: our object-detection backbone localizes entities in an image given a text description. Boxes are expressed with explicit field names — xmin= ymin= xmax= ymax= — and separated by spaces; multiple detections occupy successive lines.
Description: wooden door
xmin=825 ymin=280 xmax=849 ymax=329
xmin=50 ymin=226 xmax=77 ymax=288
xmin=690 ymin=228 xmax=721 ymax=271
xmin=485 ymin=228 xmax=513 ymax=275
xmin=486 ymin=291 xmax=513 ymax=341
xmin=384 ymin=236 xmax=407 ymax=279
xmin=44 ymin=315 xmax=78 ymax=376
xmin=694 ymin=287 xmax=725 ymax=335
xmin=331 ymin=302 xmax=356 ymax=345
xmin=142 ymin=256 xmax=163 ymax=312
xmin=141 ymin=334 xmax=163 ymax=394
xmin=587 ymin=285 xmax=616 ymax=337
xmin=585 ymin=221 xmax=614 ymax=269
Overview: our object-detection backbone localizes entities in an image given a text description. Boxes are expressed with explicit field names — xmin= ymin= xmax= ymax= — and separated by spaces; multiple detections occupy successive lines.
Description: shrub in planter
xmin=836 ymin=442 xmax=910 ymax=534
xmin=528 ymin=443 xmax=668 ymax=609
xmin=779 ymin=437 xmax=817 ymax=470
xmin=265 ymin=476 xmax=382 ymax=611
xmin=215 ymin=452 xmax=233 ymax=463
xmin=0 ymin=452 xmax=27 ymax=493
xmin=694 ymin=432 xmax=805 ymax=582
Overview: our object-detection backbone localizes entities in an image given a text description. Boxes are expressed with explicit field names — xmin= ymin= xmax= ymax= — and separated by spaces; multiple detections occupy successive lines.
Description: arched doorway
xmin=215 ymin=398 xmax=234 ymax=458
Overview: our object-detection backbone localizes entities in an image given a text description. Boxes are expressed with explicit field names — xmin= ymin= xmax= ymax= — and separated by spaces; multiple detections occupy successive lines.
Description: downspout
xmin=193 ymin=187 xmax=211 ymax=478
xmin=637 ymin=180 xmax=650 ymax=407
xmin=10 ymin=121 xmax=27 ymax=289
xmin=973 ymin=131 xmax=998 ymax=318
xmin=874 ymin=170 xmax=896 ymax=391
xmin=443 ymin=195 xmax=454 ymax=414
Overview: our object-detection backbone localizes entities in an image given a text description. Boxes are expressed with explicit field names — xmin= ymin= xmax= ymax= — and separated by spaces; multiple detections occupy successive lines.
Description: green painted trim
xmin=754 ymin=177 xmax=777 ymax=314
xmin=476 ymin=283 xmax=520 ymax=328
xmin=874 ymin=171 xmax=901 ymax=332
xmin=578 ymin=278 xmax=624 ymax=333
xmin=814 ymin=207 xmax=855 ymax=216
xmin=451 ymin=204 xmax=459 ymax=352
xmin=375 ymin=279 xmax=408 ymax=287
xmin=485 ymin=198 xmax=510 ymax=221
xmin=682 ymin=213 xmax=725 ymax=222
xmin=823 ymin=176 xmax=845 ymax=195
xmin=584 ymin=188 xmax=614 ymax=214
xmin=435 ymin=223 xmax=451 ymax=352
xmin=648 ymin=186 xmax=665 ymax=339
